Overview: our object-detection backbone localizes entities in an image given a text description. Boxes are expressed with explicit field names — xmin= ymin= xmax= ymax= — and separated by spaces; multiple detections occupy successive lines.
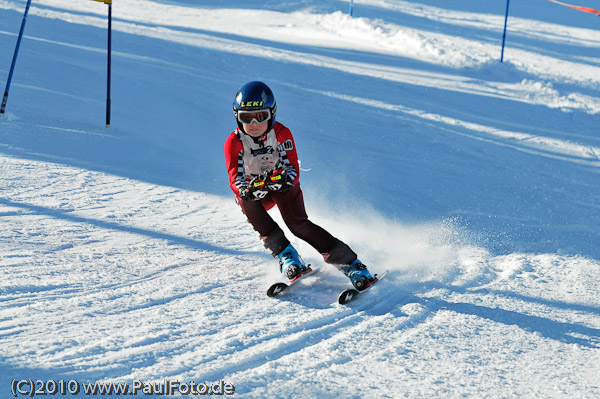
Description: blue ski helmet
xmin=233 ymin=81 xmax=277 ymax=132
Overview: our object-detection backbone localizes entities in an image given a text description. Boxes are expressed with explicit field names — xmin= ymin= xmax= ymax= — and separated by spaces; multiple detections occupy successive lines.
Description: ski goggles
xmin=237 ymin=109 xmax=272 ymax=125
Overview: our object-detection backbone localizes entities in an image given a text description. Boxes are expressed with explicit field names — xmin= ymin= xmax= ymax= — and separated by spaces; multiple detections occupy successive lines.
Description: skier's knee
xmin=287 ymin=219 xmax=311 ymax=239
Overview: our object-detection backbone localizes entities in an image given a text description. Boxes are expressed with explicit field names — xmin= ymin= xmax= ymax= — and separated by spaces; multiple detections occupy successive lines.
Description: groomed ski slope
xmin=1 ymin=0 xmax=599 ymax=397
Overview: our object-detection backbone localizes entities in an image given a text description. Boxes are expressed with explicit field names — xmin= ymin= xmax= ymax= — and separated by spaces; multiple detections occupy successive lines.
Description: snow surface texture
xmin=1 ymin=0 xmax=599 ymax=397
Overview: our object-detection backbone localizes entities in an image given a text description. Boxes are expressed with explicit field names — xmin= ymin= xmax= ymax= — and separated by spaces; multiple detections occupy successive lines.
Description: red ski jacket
xmin=224 ymin=121 xmax=300 ymax=199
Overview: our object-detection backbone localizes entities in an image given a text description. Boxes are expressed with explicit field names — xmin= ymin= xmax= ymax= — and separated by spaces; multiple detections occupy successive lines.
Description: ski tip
xmin=266 ymin=282 xmax=288 ymax=297
xmin=338 ymin=289 xmax=359 ymax=305
xmin=266 ymin=267 xmax=319 ymax=298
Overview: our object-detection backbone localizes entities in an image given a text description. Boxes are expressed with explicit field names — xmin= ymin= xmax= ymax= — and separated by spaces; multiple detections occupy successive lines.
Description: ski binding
xmin=338 ymin=270 xmax=389 ymax=305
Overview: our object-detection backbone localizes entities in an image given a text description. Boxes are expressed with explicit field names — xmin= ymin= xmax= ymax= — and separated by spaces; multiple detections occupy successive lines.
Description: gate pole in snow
xmin=1 ymin=0 xmax=33 ymax=117
xmin=500 ymin=0 xmax=511 ymax=62
xmin=106 ymin=2 xmax=112 ymax=127
xmin=349 ymin=0 xmax=354 ymax=16
xmin=93 ymin=0 xmax=112 ymax=126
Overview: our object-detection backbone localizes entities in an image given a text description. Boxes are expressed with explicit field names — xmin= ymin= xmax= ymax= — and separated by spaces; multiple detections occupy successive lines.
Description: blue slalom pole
xmin=1 ymin=0 xmax=32 ymax=116
xmin=500 ymin=0 xmax=510 ymax=62
xmin=349 ymin=0 xmax=354 ymax=16
xmin=106 ymin=3 xmax=112 ymax=127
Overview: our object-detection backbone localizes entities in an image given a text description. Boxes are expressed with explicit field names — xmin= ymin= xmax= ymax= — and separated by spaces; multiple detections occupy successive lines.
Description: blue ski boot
xmin=342 ymin=260 xmax=374 ymax=291
xmin=277 ymin=244 xmax=308 ymax=281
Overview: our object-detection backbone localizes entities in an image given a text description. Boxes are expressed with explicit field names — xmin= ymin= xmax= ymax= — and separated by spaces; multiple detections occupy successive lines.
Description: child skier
xmin=224 ymin=81 xmax=375 ymax=290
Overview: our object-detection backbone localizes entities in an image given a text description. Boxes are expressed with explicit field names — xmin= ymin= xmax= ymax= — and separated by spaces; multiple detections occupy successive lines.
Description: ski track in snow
xmin=1 ymin=154 xmax=599 ymax=398
xmin=1 ymin=0 xmax=600 ymax=397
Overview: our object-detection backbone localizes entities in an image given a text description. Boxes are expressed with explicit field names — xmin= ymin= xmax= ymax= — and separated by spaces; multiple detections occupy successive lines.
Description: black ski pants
xmin=238 ymin=185 xmax=357 ymax=268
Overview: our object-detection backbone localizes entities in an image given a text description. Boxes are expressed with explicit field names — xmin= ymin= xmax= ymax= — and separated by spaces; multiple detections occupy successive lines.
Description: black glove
xmin=240 ymin=176 xmax=269 ymax=201
xmin=266 ymin=168 xmax=293 ymax=192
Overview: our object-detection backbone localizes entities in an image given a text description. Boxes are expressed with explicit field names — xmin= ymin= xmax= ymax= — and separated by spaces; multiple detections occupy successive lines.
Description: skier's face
xmin=242 ymin=120 xmax=268 ymax=137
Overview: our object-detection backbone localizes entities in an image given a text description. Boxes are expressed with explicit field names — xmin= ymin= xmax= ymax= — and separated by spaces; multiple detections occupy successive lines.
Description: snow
xmin=1 ymin=0 xmax=599 ymax=397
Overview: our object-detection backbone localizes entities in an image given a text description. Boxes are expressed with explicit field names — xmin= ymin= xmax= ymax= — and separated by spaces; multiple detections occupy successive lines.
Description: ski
xmin=337 ymin=270 xmax=389 ymax=305
xmin=266 ymin=266 xmax=318 ymax=297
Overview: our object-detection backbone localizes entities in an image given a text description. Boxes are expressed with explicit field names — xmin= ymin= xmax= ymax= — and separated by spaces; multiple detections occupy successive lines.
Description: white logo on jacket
xmin=239 ymin=129 xmax=282 ymax=176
